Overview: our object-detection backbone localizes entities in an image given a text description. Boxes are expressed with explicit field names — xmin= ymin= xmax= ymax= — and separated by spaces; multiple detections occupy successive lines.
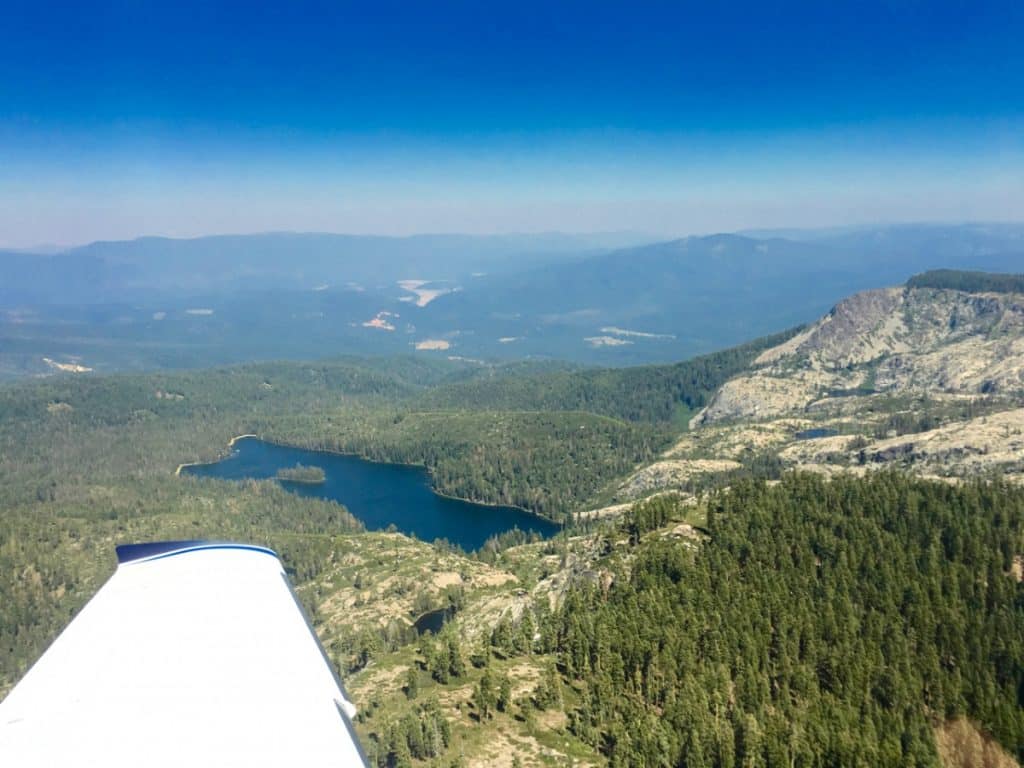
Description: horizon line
xmin=6 ymin=219 xmax=1024 ymax=254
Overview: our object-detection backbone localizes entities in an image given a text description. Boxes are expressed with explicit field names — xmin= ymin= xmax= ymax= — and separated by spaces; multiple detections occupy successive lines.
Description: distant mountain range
xmin=2 ymin=223 xmax=1022 ymax=378
xmin=0 ymin=231 xmax=653 ymax=305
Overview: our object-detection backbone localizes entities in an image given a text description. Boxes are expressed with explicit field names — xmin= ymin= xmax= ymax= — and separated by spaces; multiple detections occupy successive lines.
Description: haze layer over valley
xmin=3 ymin=223 xmax=1022 ymax=378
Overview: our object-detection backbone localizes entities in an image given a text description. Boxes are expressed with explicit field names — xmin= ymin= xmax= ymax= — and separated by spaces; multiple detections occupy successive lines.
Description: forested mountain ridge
xmin=413 ymin=326 xmax=802 ymax=425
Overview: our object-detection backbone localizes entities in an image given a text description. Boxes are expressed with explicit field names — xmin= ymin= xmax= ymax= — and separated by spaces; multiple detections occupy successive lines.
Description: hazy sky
xmin=1 ymin=1 xmax=1022 ymax=247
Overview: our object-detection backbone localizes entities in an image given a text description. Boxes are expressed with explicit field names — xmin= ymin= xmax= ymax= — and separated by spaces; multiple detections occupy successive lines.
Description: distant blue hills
xmin=1 ymin=224 xmax=1022 ymax=378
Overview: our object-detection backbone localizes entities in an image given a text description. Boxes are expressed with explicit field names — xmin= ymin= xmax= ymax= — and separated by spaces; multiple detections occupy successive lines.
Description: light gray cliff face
xmin=695 ymin=286 xmax=1024 ymax=425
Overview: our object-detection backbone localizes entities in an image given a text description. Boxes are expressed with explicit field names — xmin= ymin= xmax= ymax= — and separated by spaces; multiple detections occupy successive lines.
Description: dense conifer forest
xmin=355 ymin=475 xmax=1024 ymax=767
xmin=415 ymin=327 xmax=802 ymax=425
xmin=907 ymin=270 xmax=1024 ymax=294
xmin=552 ymin=475 xmax=1024 ymax=766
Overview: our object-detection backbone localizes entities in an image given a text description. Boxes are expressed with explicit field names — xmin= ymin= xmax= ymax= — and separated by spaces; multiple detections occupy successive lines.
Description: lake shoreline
xmin=178 ymin=434 xmax=562 ymax=530
xmin=173 ymin=433 xmax=258 ymax=477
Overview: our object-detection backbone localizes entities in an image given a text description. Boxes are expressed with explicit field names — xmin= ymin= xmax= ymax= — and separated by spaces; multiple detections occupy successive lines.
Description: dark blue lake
xmin=182 ymin=437 xmax=560 ymax=551
xmin=794 ymin=428 xmax=840 ymax=440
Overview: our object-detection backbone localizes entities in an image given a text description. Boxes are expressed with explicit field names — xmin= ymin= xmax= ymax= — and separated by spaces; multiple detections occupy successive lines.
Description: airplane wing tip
xmin=115 ymin=539 xmax=279 ymax=564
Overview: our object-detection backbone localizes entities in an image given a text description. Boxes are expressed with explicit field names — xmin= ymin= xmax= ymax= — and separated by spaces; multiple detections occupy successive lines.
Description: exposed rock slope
xmin=695 ymin=286 xmax=1024 ymax=425
xmin=614 ymin=282 xmax=1024 ymax=499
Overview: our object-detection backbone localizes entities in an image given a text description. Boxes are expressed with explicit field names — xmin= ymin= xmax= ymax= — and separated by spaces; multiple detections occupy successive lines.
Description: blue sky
xmin=1 ymin=0 xmax=1022 ymax=246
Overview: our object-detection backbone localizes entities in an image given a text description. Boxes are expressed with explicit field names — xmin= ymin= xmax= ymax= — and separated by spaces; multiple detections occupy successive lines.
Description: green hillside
xmin=554 ymin=476 xmax=1024 ymax=765
xmin=415 ymin=326 xmax=802 ymax=425
xmin=343 ymin=477 xmax=1024 ymax=767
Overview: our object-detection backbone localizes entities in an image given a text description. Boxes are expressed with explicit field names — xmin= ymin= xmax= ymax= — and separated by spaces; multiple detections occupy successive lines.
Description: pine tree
xmin=405 ymin=665 xmax=418 ymax=700
xmin=473 ymin=668 xmax=497 ymax=721
xmin=497 ymin=673 xmax=512 ymax=712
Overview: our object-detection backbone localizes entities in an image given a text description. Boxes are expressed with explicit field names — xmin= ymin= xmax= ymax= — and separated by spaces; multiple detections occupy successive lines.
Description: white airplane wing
xmin=0 ymin=541 xmax=367 ymax=767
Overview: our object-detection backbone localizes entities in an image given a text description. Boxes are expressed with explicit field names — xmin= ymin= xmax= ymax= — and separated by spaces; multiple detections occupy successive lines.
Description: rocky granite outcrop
xmin=694 ymin=287 xmax=1024 ymax=425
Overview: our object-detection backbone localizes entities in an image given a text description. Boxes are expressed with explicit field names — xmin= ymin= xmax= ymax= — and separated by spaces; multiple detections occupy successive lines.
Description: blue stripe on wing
xmin=116 ymin=540 xmax=278 ymax=564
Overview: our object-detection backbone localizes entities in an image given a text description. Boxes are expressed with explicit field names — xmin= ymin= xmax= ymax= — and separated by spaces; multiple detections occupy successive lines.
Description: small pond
xmin=794 ymin=428 xmax=840 ymax=440
xmin=412 ymin=607 xmax=456 ymax=636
